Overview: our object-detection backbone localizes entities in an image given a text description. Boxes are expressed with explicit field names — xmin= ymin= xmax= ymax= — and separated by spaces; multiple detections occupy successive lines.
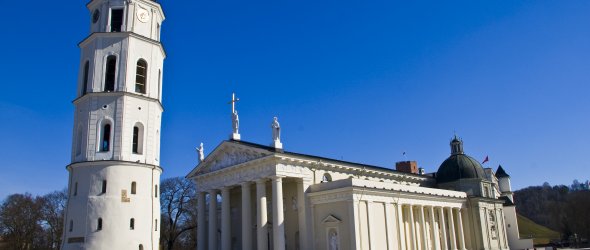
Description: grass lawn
xmin=517 ymin=213 xmax=560 ymax=245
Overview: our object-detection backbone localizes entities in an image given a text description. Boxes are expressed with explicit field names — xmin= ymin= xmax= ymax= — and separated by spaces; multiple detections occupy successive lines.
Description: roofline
xmin=228 ymin=140 xmax=433 ymax=179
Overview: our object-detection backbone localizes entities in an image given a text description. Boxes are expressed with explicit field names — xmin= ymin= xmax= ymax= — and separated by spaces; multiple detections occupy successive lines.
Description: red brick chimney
xmin=396 ymin=161 xmax=419 ymax=174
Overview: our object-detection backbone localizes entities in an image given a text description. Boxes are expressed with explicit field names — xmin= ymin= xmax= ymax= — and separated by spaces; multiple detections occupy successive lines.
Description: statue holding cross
xmin=228 ymin=93 xmax=241 ymax=140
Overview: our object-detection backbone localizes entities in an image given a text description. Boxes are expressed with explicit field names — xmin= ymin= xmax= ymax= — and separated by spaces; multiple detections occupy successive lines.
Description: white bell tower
xmin=62 ymin=0 xmax=165 ymax=249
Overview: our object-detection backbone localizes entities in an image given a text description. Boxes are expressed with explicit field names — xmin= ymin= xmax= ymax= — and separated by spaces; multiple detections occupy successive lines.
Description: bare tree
xmin=0 ymin=193 xmax=44 ymax=250
xmin=160 ymin=177 xmax=197 ymax=250
xmin=38 ymin=189 xmax=67 ymax=249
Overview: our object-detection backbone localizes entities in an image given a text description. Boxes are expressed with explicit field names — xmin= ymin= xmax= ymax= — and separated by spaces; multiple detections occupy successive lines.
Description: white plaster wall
xmin=63 ymin=162 xmax=161 ymax=250
xmin=503 ymin=206 xmax=533 ymax=250
xmin=313 ymin=201 xmax=352 ymax=250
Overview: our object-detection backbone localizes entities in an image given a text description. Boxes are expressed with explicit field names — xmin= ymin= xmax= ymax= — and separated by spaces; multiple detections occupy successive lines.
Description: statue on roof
xmin=271 ymin=116 xmax=280 ymax=142
xmin=196 ymin=142 xmax=204 ymax=163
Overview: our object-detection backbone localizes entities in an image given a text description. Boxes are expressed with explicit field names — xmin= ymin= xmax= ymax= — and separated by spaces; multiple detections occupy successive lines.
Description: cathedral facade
xmin=187 ymin=135 xmax=532 ymax=250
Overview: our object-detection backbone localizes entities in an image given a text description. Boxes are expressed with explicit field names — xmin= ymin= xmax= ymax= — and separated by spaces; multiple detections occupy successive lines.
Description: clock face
xmin=137 ymin=8 xmax=150 ymax=23
xmin=92 ymin=9 xmax=100 ymax=23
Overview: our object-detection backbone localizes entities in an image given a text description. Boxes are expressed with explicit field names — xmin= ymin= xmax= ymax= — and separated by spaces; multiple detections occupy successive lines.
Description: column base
xmin=272 ymin=140 xmax=283 ymax=149
xmin=231 ymin=133 xmax=241 ymax=140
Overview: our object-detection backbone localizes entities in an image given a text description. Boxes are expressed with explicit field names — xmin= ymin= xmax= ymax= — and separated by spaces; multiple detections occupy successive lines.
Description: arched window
xmin=69 ymin=220 xmax=73 ymax=232
xmin=139 ymin=244 xmax=144 ymax=250
xmin=135 ymin=59 xmax=147 ymax=93
xmin=74 ymin=182 xmax=78 ymax=196
xmin=104 ymin=56 xmax=116 ymax=92
xmin=101 ymin=180 xmax=107 ymax=194
xmin=130 ymin=218 xmax=135 ymax=230
xmin=97 ymin=218 xmax=103 ymax=231
xmin=131 ymin=181 xmax=137 ymax=194
xmin=82 ymin=61 xmax=90 ymax=95
xmin=322 ymin=173 xmax=332 ymax=182
xmin=132 ymin=123 xmax=144 ymax=154
xmin=155 ymin=185 xmax=158 ymax=198
xmin=101 ymin=123 xmax=111 ymax=152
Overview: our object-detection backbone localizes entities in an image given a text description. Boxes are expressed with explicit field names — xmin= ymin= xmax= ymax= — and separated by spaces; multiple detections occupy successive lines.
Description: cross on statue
xmin=228 ymin=92 xmax=240 ymax=113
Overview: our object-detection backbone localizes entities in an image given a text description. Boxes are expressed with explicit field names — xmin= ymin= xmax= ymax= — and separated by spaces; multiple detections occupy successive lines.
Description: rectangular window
xmin=155 ymin=219 xmax=158 ymax=231
xmin=110 ymin=9 xmax=124 ymax=32
xmin=102 ymin=180 xmax=107 ymax=194
xmin=155 ymin=185 xmax=158 ymax=198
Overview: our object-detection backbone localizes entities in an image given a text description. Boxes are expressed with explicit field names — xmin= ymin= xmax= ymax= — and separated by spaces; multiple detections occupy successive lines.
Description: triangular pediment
xmin=188 ymin=140 xmax=274 ymax=177
xmin=322 ymin=215 xmax=342 ymax=224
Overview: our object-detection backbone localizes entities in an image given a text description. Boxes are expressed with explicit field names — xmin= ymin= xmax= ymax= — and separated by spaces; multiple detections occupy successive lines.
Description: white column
xmin=385 ymin=203 xmax=396 ymax=250
xmin=271 ymin=176 xmax=286 ymax=250
xmin=419 ymin=205 xmax=428 ymax=250
xmin=256 ymin=179 xmax=268 ymax=250
xmin=241 ymin=182 xmax=252 ymax=250
xmin=430 ymin=206 xmax=440 ymax=250
xmin=439 ymin=207 xmax=448 ymax=250
xmin=408 ymin=205 xmax=416 ymax=250
xmin=197 ymin=192 xmax=207 ymax=250
xmin=208 ymin=190 xmax=218 ymax=250
xmin=447 ymin=207 xmax=457 ymax=250
xmin=396 ymin=204 xmax=407 ymax=250
xmin=296 ymin=180 xmax=309 ymax=250
xmin=455 ymin=208 xmax=466 ymax=250
xmin=221 ymin=187 xmax=231 ymax=250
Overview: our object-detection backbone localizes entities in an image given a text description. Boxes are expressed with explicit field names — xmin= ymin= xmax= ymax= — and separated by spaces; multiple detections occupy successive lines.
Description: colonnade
xmin=196 ymin=176 xmax=291 ymax=250
xmin=400 ymin=204 xmax=466 ymax=250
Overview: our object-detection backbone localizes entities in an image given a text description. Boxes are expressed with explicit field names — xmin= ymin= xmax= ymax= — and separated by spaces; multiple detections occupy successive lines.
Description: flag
xmin=482 ymin=156 xmax=489 ymax=164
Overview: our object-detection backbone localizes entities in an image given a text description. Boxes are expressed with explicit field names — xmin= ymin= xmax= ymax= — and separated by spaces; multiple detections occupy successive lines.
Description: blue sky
xmin=1 ymin=1 xmax=589 ymax=199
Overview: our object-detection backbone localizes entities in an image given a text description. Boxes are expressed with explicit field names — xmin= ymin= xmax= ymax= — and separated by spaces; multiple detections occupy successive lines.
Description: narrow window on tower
xmin=157 ymin=69 xmax=162 ymax=99
xmin=130 ymin=218 xmax=135 ymax=230
xmin=155 ymin=185 xmax=158 ymax=198
xmin=101 ymin=180 xmax=107 ymax=194
xmin=76 ymin=126 xmax=83 ymax=156
xmin=135 ymin=59 xmax=147 ymax=94
xmin=132 ymin=123 xmax=144 ymax=154
xmin=74 ymin=182 xmax=78 ymax=196
xmin=110 ymin=9 xmax=124 ymax=32
xmin=156 ymin=23 xmax=161 ymax=40
xmin=155 ymin=219 xmax=158 ymax=231
xmin=97 ymin=218 xmax=103 ymax=231
xmin=69 ymin=220 xmax=73 ymax=232
xmin=132 ymin=126 xmax=139 ymax=153
xmin=104 ymin=56 xmax=116 ymax=92
xmin=82 ymin=61 xmax=90 ymax=95
xmin=131 ymin=181 xmax=137 ymax=194
xmin=101 ymin=123 xmax=111 ymax=152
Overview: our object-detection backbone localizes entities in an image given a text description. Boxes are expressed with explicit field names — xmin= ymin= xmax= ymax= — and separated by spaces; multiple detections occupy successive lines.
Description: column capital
xmin=270 ymin=175 xmax=285 ymax=181
xmin=208 ymin=189 xmax=218 ymax=195
xmin=221 ymin=186 xmax=231 ymax=192
xmin=241 ymin=181 xmax=252 ymax=187
xmin=255 ymin=178 xmax=267 ymax=185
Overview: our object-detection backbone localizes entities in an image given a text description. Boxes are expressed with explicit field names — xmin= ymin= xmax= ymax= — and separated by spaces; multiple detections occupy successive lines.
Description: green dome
xmin=436 ymin=136 xmax=486 ymax=183
xmin=436 ymin=154 xmax=486 ymax=183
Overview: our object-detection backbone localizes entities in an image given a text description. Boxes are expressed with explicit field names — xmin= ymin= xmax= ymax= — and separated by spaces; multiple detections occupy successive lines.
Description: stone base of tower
xmin=62 ymin=161 xmax=161 ymax=250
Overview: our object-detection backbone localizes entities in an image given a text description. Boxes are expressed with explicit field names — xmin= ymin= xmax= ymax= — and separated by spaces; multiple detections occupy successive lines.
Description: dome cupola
xmin=436 ymin=136 xmax=486 ymax=183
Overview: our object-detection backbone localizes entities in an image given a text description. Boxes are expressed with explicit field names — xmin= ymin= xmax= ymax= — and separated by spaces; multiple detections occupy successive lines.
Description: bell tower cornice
xmin=78 ymin=32 xmax=167 ymax=58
